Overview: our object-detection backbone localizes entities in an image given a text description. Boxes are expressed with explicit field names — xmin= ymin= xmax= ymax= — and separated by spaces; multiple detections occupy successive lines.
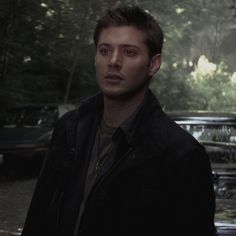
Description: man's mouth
xmin=105 ymin=72 xmax=123 ymax=81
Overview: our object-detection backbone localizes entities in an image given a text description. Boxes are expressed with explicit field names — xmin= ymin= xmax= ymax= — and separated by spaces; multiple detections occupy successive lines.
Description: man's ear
xmin=148 ymin=54 xmax=162 ymax=77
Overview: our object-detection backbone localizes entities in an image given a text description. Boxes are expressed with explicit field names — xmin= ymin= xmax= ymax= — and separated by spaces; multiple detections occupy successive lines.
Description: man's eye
xmin=99 ymin=48 xmax=110 ymax=55
xmin=124 ymin=49 xmax=137 ymax=57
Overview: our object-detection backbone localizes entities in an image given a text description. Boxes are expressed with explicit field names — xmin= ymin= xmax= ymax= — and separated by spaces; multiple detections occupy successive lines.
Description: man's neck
xmin=102 ymin=91 xmax=146 ymax=128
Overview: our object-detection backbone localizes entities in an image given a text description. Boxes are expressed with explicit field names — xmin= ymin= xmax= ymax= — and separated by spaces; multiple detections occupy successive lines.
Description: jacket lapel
xmin=61 ymin=94 xmax=103 ymax=230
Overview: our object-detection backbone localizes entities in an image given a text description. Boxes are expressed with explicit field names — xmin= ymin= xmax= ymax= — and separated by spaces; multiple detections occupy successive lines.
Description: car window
xmin=2 ymin=107 xmax=58 ymax=128
xmin=179 ymin=124 xmax=236 ymax=144
xmin=177 ymin=123 xmax=236 ymax=165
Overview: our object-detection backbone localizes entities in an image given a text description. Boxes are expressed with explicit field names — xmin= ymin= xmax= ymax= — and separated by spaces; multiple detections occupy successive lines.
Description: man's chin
xmin=103 ymin=91 xmax=127 ymax=100
xmin=102 ymin=88 xmax=146 ymax=101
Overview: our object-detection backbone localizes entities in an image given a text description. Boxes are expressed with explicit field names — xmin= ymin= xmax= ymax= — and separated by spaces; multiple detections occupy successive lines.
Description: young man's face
xmin=95 ymin=26 xmax=161 ymax=100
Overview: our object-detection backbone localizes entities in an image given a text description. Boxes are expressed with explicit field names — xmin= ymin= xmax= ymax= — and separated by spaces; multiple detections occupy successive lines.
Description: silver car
xmin=168 ymin=111 xmax=236 ymax=235
xmin=0 ymin=104 xmax=76 ymax=173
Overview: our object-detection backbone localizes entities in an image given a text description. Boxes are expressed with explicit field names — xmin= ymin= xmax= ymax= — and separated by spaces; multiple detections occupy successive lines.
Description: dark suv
xmin=0 ymin=104 xmax=76 ymax=171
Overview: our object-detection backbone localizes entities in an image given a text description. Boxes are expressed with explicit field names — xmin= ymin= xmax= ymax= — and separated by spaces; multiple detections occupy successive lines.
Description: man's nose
xmin=109 ymin=50 xmax=122 ymax=69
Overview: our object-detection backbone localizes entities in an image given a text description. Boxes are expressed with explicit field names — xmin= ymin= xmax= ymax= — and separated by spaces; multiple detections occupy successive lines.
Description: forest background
xmin=0 ymin=0 xmax=236 ymax=112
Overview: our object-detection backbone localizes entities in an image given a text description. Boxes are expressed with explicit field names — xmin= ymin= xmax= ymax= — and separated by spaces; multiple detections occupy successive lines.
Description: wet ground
xmin=0 ymin=164 xmax=37 ymax=236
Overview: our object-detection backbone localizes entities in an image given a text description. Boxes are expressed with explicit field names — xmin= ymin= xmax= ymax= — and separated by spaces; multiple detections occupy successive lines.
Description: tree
xmin=0 ymin=0 xmax=235 ymax=112
xmin=187 ymin=55 xmax=236 ymax=111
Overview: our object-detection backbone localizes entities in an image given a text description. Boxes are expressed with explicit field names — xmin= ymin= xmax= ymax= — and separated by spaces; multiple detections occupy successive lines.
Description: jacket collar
xmin=79 ymin=89 xmax=163 ymax=144
xmin=78 ymin=89 xmax=166 ymax=160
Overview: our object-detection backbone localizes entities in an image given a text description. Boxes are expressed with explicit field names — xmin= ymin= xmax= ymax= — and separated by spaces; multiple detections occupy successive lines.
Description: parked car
xmin=168 ymin=111 xmax=236 ymax=170
xmin=0 ymin=104 xmax=76 ymax=172
xmin=214 ymin=169 xmax=236 ymax=235
xmin=168 ymin=111 xmax=236 ymax=235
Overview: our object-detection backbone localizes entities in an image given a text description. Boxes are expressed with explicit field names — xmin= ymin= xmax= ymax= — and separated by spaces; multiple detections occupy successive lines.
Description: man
xmin=22 ymin=6 xmax=216 ymax=236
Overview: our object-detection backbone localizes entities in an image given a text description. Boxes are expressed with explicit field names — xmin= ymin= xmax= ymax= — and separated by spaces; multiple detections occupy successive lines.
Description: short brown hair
xmin=93 ymin=6 xmax=164 ymax=57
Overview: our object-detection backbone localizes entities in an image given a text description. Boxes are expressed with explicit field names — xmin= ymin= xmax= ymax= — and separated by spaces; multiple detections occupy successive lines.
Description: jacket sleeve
xmin=172 ymin=145 xmax=216 ymax=235
xmin=21 ymin=111 xmax=74 ymax=236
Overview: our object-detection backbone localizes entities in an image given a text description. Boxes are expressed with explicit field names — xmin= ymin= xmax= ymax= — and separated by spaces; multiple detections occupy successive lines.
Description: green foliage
xmin=0 ymin=0 xmax=235 ymax=112
xmin=186 ymin=56 xmax=236 ymax=111
xmin=150 ymin=64 xmax=192 ymax=110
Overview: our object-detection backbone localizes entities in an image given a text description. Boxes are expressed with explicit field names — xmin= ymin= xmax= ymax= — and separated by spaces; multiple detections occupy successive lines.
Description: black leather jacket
xmin=22 ymin=91 xmax=216 ymax=236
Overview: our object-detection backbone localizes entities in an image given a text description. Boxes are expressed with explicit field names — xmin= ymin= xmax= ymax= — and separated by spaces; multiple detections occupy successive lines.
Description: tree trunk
xmin=63 ymin=0 xmax=91 ymax=103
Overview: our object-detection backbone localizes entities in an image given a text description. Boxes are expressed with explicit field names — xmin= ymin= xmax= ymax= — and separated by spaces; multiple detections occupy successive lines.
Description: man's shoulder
xmin=140 ymin=91 xmax=199 ymax=148
xmin=56 ymin=92 xmax=102 ymax=126
xmin=55 ymin=108 xmax=79 ymax=130
xmin=163 ymin=112 xmax=201 ymax=144
xmin=161 ymin=112 xmax=207 ymax=158
xmin=147 ymin=109 xmax=203 ymax=151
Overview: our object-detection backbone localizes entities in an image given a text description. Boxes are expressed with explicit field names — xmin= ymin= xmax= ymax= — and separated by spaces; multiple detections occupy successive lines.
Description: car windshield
xmin=1 ymin=106 xmax=58 ymax=128
xmin=177 ymin=123 xmax=236 ymax=166
xmin=179 ymin=124 xmax=236 ymax=144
